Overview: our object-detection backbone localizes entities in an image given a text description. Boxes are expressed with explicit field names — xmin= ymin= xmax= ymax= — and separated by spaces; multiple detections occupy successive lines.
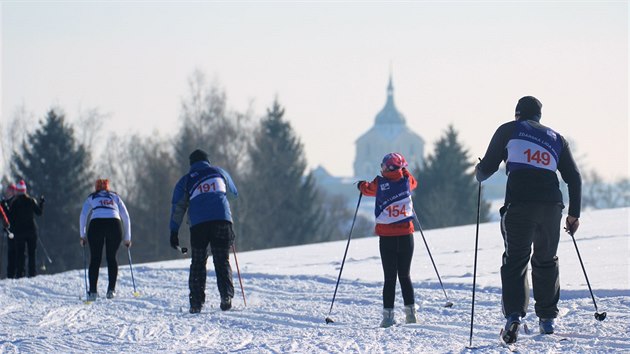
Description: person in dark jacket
xmin=8 ymin=180 xmax=44 ymax=278
xmin=169 ymin=149 xmax=238 ymax=314
xmin=358 ymin=152 xmax=419 ymax=327
xmin=2 ymin=183 xmax=16 ymax=278
xmin=475 ymin=96 xmax=582 ymax=344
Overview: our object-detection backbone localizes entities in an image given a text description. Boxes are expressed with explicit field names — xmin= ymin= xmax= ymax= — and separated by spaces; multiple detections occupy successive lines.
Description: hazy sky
xmin=2 ymin=1 xmax=628 ymax=180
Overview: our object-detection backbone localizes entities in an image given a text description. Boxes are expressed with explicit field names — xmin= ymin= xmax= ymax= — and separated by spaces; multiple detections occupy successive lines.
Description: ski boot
xmin=220 ymin=297 xmax=232 ymax=311
xmin=501 ymin=313 xmax=521 ymax=344
xmin=539 ymin=318 xmax=555 ymax=334
xmin=380 ymin=308 xmax=396 ymax=328
xmin=106 ymin=289 xmax=116 ymax=299
xmin=404 ymin=304 xmax=417 ymax=324
xmin=86 ymin=292 xmax=98 ymax=302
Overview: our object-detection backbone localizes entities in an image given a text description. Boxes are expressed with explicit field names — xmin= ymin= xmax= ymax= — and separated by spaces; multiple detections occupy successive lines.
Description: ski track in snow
xmin=0 ymin=208 xmax=628 ymax=353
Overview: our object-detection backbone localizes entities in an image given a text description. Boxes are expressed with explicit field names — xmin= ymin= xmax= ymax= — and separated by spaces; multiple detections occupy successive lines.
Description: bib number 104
xmin=524 ymin=149 xmax=551 ymax=166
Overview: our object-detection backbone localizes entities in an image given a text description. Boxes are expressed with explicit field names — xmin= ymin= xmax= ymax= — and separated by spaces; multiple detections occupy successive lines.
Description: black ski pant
xmin=14 ymin=229 xmax=37 ymax=278
xmin=87 ymin=218 xmax=122 ymax=294
xmin=6 ymin=236 xmax=16 ymax=278
xmin=379 ymin=234 xmax=415 ymax=309
xmin=189 ymin=220 xmax=235 ymax=308
xmin=500 ymin=202 xmax=562 ymax=320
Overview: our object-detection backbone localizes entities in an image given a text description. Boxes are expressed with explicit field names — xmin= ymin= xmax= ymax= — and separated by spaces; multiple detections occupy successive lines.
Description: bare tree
xmin=582 ymin=170 xmax=630 ymax=209
xmin=1 ymin=104 xmax=35 ymax=173
xmin=74 ymin=107 xmax=109 ymax=154
xmin=95 ymin=133 xmax=138 ymax=198
xmin=175 ymin=70 xmax=252 ymax=173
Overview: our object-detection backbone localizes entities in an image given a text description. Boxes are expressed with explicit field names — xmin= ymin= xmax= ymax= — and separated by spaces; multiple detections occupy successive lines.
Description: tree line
xmin=1 ymin=72 xmax=377 ymax=275
xmin=4 ymin=71 xmax=624 ymax=276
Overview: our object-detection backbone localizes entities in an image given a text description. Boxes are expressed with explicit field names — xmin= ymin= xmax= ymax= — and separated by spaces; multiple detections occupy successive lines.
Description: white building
xmin=353 ymin=76 xmax=425 ymax=180
xmin=313 ymin=75 xmax=426 ymax=208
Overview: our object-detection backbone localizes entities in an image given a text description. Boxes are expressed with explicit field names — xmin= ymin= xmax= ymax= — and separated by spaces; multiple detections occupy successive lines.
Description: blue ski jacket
xmin=170 ymin=161 xmax=238 ymax=232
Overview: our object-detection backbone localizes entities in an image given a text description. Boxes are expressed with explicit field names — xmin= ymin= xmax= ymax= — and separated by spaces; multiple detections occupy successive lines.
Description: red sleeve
xmin=0 ymin=205 xmax=8 ymax=228
xmin=359 ymin=177 xmax=380 ymax=197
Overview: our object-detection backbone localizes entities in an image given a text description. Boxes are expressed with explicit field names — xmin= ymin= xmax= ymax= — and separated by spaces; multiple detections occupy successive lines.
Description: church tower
xmin=353 ymin=75 xmax=425 ymax=179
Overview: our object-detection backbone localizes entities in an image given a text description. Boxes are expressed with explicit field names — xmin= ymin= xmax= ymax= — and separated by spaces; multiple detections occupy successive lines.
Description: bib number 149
xmin=524 ymin=148 xmax=551 ymax=166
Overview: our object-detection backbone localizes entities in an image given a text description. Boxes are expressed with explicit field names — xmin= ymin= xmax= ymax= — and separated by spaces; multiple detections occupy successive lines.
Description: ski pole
xmin=232 ymin=243 xmax=246 ymax=307
xmin=412 ymin=209 xmax=453 ymax=308
xmin=82 ymin=244 xmax=89 ymax=299
xmin=127 ymin=247 xmax=140 ymax=297
xmin=37 ymin=237 xmax=53 ymax=264
xmin=566 ymin=223 xmax=606 ymax=321
xmin=325 ymin=192 xmax=362 ymax=324
xmin=467 ymin=181 xmax=482 ymax=349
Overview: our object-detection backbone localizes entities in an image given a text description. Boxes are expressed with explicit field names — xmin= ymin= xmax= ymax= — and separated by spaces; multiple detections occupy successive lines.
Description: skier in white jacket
xmin=80 ymin=178 xmax=131 ymax=301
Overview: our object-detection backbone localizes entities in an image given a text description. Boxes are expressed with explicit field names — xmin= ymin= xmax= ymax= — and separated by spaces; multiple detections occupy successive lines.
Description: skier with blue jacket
xmin=169 ymin=149 xmax=239 ymax=313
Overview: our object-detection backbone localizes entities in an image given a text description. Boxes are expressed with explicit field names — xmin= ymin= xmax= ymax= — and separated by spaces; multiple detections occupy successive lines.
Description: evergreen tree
xmin=241 ymin=99 xmax=324 ymax=249
xmin=413 ymin=125 xmax=490 ymax=229
xmin=11 ymin=110 xmax=93 ymax=273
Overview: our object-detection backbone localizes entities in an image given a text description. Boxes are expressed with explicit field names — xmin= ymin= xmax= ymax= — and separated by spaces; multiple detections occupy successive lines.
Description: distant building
xmin=313 ymin=74 xmax=426 ymax=215
xmin=353 ymin=75 xmax=425 ymax=180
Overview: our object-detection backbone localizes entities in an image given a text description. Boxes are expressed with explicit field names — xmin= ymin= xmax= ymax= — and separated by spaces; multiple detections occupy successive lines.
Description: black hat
xmin=515 ymin=96 xmax=542 ymax=120
xmin=189 ymin=149 xmax=209 ymax=165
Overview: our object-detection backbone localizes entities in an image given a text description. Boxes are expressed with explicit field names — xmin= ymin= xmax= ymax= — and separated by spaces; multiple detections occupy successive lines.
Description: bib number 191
xmin=197 ymin=182 xmax=217 ymax=194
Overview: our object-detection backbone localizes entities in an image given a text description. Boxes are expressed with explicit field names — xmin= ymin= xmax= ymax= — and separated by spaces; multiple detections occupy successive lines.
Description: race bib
xmin=190 ymin=176 xmax=227 ymax=200
xmin=506 ymin=139 xmax=558 ymax=172
xmin=376 ymin=197 xmax=413 ymax=224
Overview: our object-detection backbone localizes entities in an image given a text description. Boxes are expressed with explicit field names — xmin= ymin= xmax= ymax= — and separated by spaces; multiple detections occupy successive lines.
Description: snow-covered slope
xmin=1 ymin=208 xmax=628 ymax=353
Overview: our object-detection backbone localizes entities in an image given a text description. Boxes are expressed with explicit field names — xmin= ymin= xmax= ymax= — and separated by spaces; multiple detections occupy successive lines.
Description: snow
xmin=1 ymin=207 xmax=628 ymax=353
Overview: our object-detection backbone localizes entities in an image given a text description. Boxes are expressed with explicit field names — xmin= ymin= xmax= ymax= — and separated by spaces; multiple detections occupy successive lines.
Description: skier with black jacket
xmin=2 ymin=183 xmax=17 ymax=278
xmin=169 ymin=149 xmax=238 ymax=314
xmin=475 ymin=96 xmax=582 ymax=344
xmin=9 ymin=180 xmax=44 ymax=278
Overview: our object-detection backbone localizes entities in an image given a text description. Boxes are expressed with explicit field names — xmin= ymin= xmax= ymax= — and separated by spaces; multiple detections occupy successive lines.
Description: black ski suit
xmin=7 ymin=194 xmax=44 ymax=278
xmin=476 ymin=116 xmax=581 ymax=320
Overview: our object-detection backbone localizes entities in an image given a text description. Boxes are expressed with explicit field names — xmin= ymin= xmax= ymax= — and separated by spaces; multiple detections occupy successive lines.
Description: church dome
xmin=374 ymin=77 xmax=406 ymax=125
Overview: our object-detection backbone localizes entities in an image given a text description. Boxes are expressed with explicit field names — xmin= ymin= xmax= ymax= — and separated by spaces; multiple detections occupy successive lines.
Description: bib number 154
xmin=386 ymin=204 xmax=408 ymax=218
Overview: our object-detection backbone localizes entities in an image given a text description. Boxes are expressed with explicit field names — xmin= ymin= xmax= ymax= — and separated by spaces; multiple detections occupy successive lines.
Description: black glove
xmin=39 ymin=195 xmax=45 ymax=205
xmin=564 ymin=216 xmax=579 ymax=236
xmin=170 ymin=231 xmax=179 ymax=249
xmin=356 ymin=181 xmax=366 ymax=191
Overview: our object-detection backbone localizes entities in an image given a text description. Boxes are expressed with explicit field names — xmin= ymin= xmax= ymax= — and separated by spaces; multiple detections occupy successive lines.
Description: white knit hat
xmin=15 ymin=180 xmax=27 ymax=193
